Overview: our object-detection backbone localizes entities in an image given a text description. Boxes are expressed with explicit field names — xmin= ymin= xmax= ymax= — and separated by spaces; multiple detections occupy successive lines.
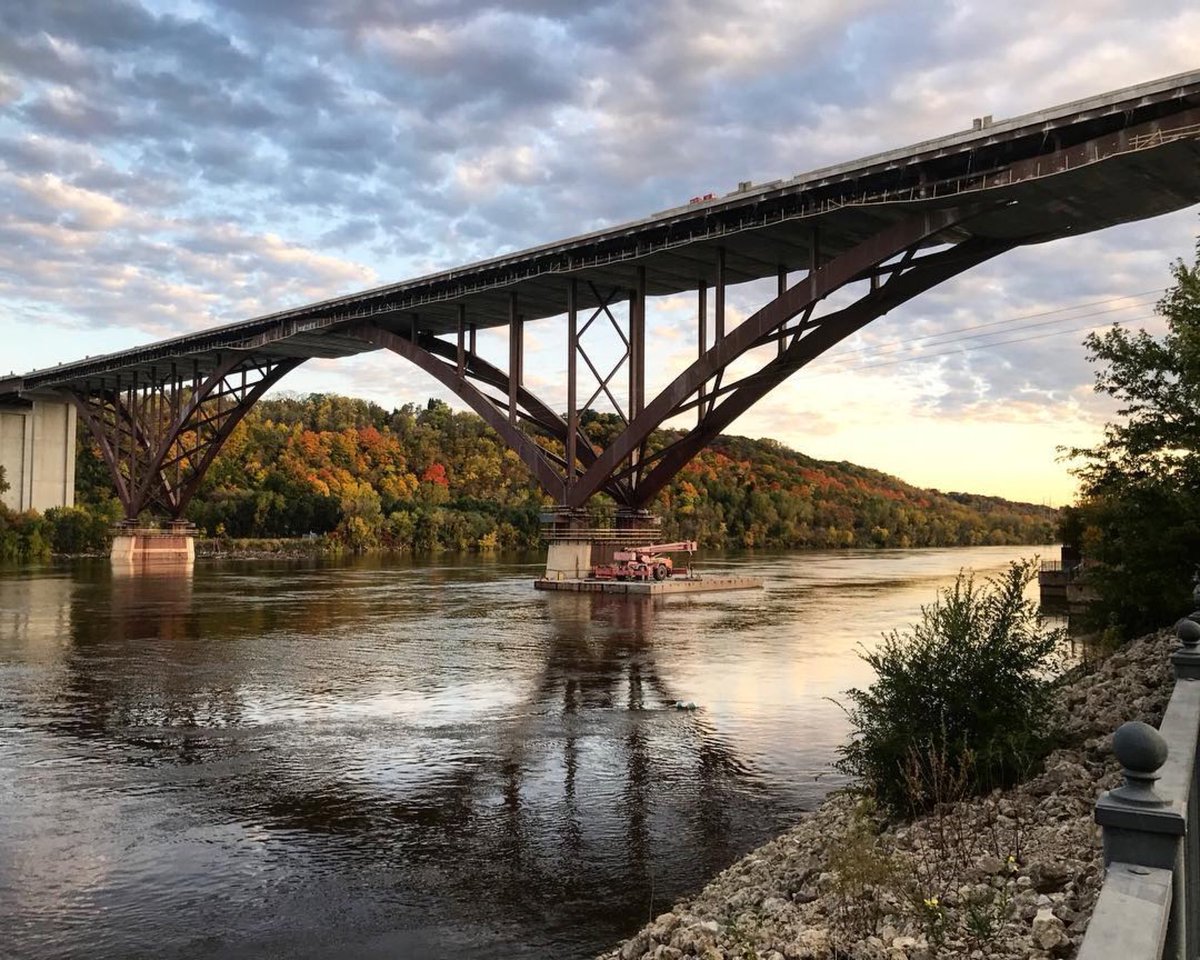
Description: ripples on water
xmin=0 ymin=546 xmax=1055 ymax=959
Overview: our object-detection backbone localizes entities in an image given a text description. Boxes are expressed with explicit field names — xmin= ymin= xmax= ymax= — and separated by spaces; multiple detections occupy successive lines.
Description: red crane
xmin=592 ymin=541 xmax=698 ymax=581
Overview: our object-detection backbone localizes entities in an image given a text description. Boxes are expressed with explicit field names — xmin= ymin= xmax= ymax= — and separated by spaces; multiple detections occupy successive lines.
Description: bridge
xmin=2 ymin=70 xmax=1199 ymax=549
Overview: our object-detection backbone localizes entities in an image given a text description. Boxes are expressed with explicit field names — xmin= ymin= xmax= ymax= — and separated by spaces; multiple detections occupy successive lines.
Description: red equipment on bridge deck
xmin=591 ymin=541 xmax=698 ymax=581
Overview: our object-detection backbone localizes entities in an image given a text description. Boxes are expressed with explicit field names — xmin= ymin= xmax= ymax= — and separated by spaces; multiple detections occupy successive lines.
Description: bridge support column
xmin=0 ymin=397 xmax=76 ymax=512
xmin=540 ymin=506 xmax=663 ymax=579
xmin=110 ymin=520 xmax=196 ymax=569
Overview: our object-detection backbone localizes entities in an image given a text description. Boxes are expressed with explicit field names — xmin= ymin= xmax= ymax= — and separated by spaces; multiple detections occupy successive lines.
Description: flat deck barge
xmin=534 ymin=575 xmax=763 ymax=596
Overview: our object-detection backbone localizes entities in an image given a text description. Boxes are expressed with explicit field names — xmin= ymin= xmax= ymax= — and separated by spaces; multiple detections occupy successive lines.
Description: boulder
xmin=784 ymin=928 xmax=831 ymax=959
xmin=1029 ymin=861 xmax=1073 ymax=893
xmin=1031 ymin=907 xmax=1071 ymax=955
xmin=620 ymin=930 xmax=650 ymax=960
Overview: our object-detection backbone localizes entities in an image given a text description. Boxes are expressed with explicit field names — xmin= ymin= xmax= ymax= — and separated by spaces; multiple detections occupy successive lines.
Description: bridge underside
xmin=354 ymin=210 xmax=1014 ymax=513
xmin=58 ymin=207 xmax=1021 ymax=523
xmin=2 ymin=72 xmax=1198 ymax=523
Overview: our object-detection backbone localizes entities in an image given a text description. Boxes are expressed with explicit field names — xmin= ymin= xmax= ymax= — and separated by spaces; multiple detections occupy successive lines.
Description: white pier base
xmin=111 ymin=525 xmax=195 ymax=569
xmin=544 ymin=540 xmax=594 ymax=580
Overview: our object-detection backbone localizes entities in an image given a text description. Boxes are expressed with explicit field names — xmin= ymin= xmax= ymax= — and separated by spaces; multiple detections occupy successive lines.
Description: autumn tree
xmin=62 ymin=387 xmax=1056 ymax=555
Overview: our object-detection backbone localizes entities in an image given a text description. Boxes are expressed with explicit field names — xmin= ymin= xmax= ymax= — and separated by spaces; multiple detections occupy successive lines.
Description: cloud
xmin=9 ymin=171 xmax=135 ymax=230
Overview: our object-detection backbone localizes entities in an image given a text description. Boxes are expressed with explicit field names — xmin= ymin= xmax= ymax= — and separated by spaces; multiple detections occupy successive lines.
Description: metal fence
xmin=1078 ymin=595 xmax=1200 ymax=960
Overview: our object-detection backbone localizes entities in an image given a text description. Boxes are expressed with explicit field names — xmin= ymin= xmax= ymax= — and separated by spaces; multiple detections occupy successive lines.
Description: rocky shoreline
xmin=193 ymin=536 xmax=335 ymax=560
xmin=601 ymin=629 xmax=1177 ymax=960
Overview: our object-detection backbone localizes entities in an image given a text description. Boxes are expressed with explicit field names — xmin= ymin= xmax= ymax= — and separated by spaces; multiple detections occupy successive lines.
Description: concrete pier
xmin=111 ymin=523 xmax=196 ymax=569
xmin=544 ymin=540 xmax=594 ymax=580
xmin=0 ymin=397 xmax=76 ymax=512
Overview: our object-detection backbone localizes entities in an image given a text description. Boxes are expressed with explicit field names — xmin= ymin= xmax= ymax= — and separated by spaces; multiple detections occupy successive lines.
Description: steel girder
xmin=352 ymin=324 xmax=630 ymax=505
xmin=68 ymin=352 xmax=302 ymax=520
xmin=351 ymin=206 xmax=1004 ymax=514
xmin=562 ymin=206 xmax=991 ymax=508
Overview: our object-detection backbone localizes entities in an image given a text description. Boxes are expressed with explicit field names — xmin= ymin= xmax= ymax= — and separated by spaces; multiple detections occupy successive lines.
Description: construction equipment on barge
xmin=591 ymin=541 xmax=698 ymax=581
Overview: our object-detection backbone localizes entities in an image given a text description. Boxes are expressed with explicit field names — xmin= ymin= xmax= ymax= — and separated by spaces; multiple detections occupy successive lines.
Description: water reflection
xmin=0 ymin=546 xmax=1055 ymax=960
xmin=0 ymin=568 xmax=74 ymax=651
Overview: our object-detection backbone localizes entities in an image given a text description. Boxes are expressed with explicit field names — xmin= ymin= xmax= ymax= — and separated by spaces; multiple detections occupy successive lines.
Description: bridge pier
xmin=0 ymin=397 xmax=76 ymax=513
xmin=110 ymin=521 xmax=195 ymax=570
xmin=540 ymin=507 xmax=662 ymax=580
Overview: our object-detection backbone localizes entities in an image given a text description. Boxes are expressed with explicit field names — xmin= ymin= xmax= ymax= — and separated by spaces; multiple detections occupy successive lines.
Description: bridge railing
xmin=1078 ymin=604 xmax=1200 ymax=960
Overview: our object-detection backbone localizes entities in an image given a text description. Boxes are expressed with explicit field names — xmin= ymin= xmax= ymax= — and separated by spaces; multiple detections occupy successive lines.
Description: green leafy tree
xmin=74 ymin=436 xmax=116 ymax=504
xmin=43 ymin=502 xmax=123 ymax=554
xmin=1067 ymin=237 xmax=1200 ymax=635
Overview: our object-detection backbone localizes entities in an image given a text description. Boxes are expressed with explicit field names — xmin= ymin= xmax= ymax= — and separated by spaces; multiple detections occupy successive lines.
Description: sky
xmin=0 ymin=1 xmax=1197 ymax=506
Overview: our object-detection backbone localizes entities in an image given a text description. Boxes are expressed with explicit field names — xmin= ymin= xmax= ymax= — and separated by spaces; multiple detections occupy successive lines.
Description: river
xmin=0 ymin=545 xmax=1058 ymax=960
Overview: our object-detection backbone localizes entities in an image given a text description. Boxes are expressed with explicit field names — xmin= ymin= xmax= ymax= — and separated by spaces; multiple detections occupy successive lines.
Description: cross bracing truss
xmin=69 ymin=353 xmax=302 ymax=520
xmin=353 ymin=206 xmax=1014 ymax=512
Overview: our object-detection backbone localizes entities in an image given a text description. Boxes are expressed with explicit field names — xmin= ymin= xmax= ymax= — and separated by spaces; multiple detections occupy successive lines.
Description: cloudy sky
xmin=1 ymin=0 xmax=1197 ymax=504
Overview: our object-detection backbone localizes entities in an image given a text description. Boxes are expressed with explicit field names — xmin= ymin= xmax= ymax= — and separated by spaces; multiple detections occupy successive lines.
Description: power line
xmin=873 ymin=295 xmax=1157 ymax=353
xmin=845 ymin=314 xmax=1151 ymax=372
xmin=828 ymin=289 xmax=1161 ymax=364
xmin=844 ymin=300 xmax=1154 ymax=364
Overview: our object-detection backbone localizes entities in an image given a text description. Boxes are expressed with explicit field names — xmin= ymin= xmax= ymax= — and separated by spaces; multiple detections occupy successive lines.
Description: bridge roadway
xmin=2 ymin=70 xmax=1199 ymax=525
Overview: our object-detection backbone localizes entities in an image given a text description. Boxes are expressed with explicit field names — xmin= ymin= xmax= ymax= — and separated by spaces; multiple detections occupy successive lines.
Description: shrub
xmin=43 ymin=501 xmax=122 ymax=554
xmin=828 ymin=798 xmax=899 ymax=943
xmin=836 ymin=560 xmax=1063 ymax=815
xmin=0 ymin=507 xmax=50 ymax=563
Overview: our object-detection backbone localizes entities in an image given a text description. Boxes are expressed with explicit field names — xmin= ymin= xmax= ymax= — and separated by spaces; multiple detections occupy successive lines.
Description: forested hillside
xmin=70 ymin=392 xmax=1057 ymax=553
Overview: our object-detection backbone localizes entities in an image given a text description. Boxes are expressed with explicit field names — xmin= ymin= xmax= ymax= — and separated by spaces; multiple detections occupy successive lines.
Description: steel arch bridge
xmin=3 ymin=70 xmax=1200 ymax=523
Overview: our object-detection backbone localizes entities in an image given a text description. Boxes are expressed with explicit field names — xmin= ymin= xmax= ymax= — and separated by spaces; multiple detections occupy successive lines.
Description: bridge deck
xmin=3 ymin=69 xmax=1199 ymax=399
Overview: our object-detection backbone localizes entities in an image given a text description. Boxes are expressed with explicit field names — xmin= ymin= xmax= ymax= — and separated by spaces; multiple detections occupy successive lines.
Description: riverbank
xmin=601 ymin=628 xmax=1175 ymax=960
xmin=193 ymin=535 xmax=336 ymax=560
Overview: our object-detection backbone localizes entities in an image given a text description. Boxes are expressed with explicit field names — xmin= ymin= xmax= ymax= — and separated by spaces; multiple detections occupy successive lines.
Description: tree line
xmin=3 ymin=392 xmax=1053 ymax=558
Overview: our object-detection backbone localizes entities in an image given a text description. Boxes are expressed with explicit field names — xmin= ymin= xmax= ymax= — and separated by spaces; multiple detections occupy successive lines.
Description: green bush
xmin=0 ymin=507 xmax=50 ymax=563
xmin=0 ymin=500 xmax=122 ymax=561
xmin=836 ymin=560 xmax=1064 ymax=816
xmin=43 ymin=501 xmax=122 ymax=554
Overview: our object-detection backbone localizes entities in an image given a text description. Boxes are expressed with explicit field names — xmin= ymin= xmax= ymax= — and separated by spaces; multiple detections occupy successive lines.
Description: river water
xmin=0 ymin=545 xmax=1055 ymax=959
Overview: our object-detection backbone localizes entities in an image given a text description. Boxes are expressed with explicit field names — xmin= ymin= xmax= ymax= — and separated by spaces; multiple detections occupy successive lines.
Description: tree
xmin=0 ymin=464 xmax=7 ymax=496
xmin=1067 ymin=236 xmax=1200 ymax=635
xmin=60 ymin=388 xmax=1058 ymax=555
xmin=74 ymin=436 xmax=116 ymax=504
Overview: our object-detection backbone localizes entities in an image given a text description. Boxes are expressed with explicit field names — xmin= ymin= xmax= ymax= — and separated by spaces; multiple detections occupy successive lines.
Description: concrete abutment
xmin=0 ymin=397 xmax=76 ymax=513
xmin=110 ymin=523 xmax=196 ymax=570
